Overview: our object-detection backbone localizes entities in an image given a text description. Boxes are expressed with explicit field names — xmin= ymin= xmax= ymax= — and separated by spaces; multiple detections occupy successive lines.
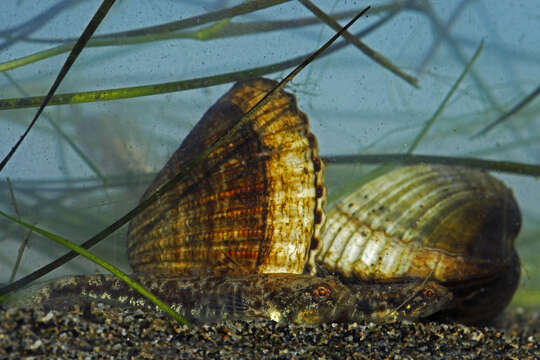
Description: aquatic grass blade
xmin=0 ymin=209 xmax=192 ymax=327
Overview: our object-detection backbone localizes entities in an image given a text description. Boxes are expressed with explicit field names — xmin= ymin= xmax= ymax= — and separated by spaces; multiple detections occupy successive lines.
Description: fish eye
xmin=313 ymin=284 xmax=332 ymax=300
xmin=422 ymin=287 xmax=435 ymax=298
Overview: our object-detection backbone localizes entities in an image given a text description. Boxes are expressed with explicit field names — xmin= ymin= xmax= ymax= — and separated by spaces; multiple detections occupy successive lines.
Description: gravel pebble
xmin=0 ymin=302 xmax=538 ymax=359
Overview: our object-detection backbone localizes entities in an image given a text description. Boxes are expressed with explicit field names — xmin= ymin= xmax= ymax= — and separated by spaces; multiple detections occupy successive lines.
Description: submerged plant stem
xmin=0 ymin=209 xmax=192 ymax=327
xmin=323 ymin=153 xmax=540 ymax=177
xmin=0 ymin=26 xmax=375 ymax=111
xmin=407 ymin=40 xmax=483 ymax=153
xmin=0 ymin=0 xmax=116 ymax=173
xmin=299 ymin=0 xmax=418 ymax=88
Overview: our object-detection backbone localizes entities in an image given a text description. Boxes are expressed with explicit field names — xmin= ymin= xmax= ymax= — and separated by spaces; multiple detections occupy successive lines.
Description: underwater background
xmin=0 ymin=0 xmax=538 ymax=310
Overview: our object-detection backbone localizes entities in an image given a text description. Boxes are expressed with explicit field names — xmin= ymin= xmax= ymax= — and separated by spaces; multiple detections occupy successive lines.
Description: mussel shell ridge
xmin=127 ymin=78 xmax=326 ymax=276
xmin=315 ymin=164 xmax=521 ymax=284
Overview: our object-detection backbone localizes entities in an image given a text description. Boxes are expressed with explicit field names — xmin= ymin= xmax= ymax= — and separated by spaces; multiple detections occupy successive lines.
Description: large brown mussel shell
xmin=127 ymin=78 xmax=325 ymax=276
xmin=315 ymin=164 xmax=522 ymax=323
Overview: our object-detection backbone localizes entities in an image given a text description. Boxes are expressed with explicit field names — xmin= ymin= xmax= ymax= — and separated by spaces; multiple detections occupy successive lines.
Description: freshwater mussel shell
xmin=127 ymin=78 xmax=326 ymax=276
xmin=315 ymin=164 xmax=521 ymax=322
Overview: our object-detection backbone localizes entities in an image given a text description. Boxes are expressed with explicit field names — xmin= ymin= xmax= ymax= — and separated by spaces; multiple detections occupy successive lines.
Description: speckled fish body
xmin=347 ymin=280 xmax=453 ymax=323
xmin=6 ymin=274 xmax=352 ymax=326
xmin=5 ymin=274 xmax=452 ymax=325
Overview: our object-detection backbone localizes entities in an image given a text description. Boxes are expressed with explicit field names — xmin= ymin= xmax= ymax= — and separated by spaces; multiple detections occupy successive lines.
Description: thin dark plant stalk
xmin=0 ymin=0 xmax=85 ymax=52
xmin=6 ymin=178 xmax=20 ymax=218
xmin=413 ymin=1 xmax=502 ymax=112
xmin=408 ymin=40 xmax=483 ymax=153
xmin=6 ymin=177 xmax=31 ymax=283
xmin=323 ymin=153 xmax=540 ymax=177
xmin=299 ymin=0 xmax=418 ymax=87
xmin=473 ymin=85 xmax=540 ymax=137
xmin=2 ymin=73 xmax=107 ymax=183
xmin=0 ymin=0 xmax=116 ymax=173
xmin=416 ymin=0 xmax=472 ymax=74
xmin=9 ymin=230 xmax=32 ymax=284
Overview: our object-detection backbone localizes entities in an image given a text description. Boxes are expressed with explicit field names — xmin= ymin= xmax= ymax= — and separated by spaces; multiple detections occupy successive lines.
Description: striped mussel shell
xmin=314 ymin=164 xmax=521 ymax=323
xmin=127 ymin=78 xmax=326 ymax=276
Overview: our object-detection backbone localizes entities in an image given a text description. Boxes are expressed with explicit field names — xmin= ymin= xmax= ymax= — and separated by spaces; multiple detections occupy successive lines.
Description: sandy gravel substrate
xmin=0 ymin=303 xmax=538 ymax=359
